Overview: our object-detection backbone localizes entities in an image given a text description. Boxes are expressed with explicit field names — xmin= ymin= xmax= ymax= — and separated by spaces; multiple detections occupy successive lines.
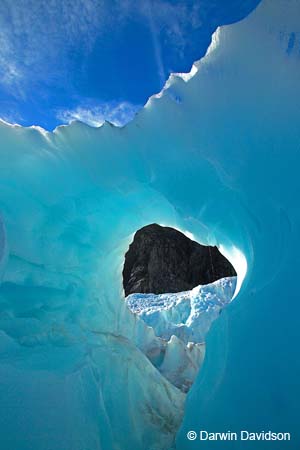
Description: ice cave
xmin=0 ymin=0 xmax=299 ymax=449
xmin=123 ymin=223 xmax=237 ymax=392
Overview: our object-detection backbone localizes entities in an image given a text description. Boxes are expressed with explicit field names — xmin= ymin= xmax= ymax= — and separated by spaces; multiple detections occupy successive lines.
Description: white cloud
xmin=0 ymin=0 xmax=204 ymax=96
xmin=0 ymin=31 xmax=24 ymax=96
xmin=138 ymin=0 xmax=203 ymax=60
xmin=0 ymin=0 xmax=112 ymax=96
xmin=56 ymin=101 xmax=141 ymax=128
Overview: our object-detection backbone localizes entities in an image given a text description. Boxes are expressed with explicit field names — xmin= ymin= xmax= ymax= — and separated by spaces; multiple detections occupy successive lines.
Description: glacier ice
xmin=127 ymin=278 xmax=237 ymax=344
xmin=126 ymin=277 xmax=236 ymax=391
xmin=0 ymin=0 xmax=300 ymax=449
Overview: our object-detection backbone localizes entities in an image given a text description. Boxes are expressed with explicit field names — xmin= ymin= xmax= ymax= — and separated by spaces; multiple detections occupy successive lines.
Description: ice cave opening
xmin=122 ymin=224 xmax=239 ymax=392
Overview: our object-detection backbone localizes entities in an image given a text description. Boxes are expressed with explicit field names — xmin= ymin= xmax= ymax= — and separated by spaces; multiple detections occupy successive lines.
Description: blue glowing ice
xmin=0 ymin=0 xmax=299 ymax=448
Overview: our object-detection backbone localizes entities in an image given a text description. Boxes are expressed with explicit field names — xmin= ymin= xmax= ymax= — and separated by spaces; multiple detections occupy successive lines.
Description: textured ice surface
xmin=127 ymin=277 xmax=236 ymax=343
xmin=127 ymin=277 xmax=236 ymax=391
xmin=0 ymin=0 xmax=299 ymax=449
xmin=0 ymin=217 xmax=7 ymax=279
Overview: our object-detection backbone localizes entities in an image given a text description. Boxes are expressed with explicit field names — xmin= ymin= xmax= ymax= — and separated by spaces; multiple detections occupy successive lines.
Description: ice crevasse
xmin=0 ymin=0 xmax=299 ymax=449
xmin=126 ymin=277 xmax=237 ymax=392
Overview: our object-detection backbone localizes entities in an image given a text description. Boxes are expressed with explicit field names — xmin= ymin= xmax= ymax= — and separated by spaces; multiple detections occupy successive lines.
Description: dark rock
xmin=123 ymin=224 xmax=236 ymax=296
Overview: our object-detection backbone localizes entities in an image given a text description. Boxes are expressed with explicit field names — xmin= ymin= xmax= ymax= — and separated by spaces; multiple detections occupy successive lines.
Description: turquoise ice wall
xmin=0 ymin=0 xmax=299 ymax=449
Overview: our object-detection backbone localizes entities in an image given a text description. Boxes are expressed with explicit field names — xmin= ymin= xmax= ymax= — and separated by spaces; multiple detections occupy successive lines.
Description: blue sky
xmin=0 ymin=0 xmax=260 ymax=130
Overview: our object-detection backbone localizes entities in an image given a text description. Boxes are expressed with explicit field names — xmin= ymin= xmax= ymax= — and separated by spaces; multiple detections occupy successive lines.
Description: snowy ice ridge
xmin=127 ymin=277 xmax=236 ymax=344
xmin=126 ymin=277 xmax=236 ymax=391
